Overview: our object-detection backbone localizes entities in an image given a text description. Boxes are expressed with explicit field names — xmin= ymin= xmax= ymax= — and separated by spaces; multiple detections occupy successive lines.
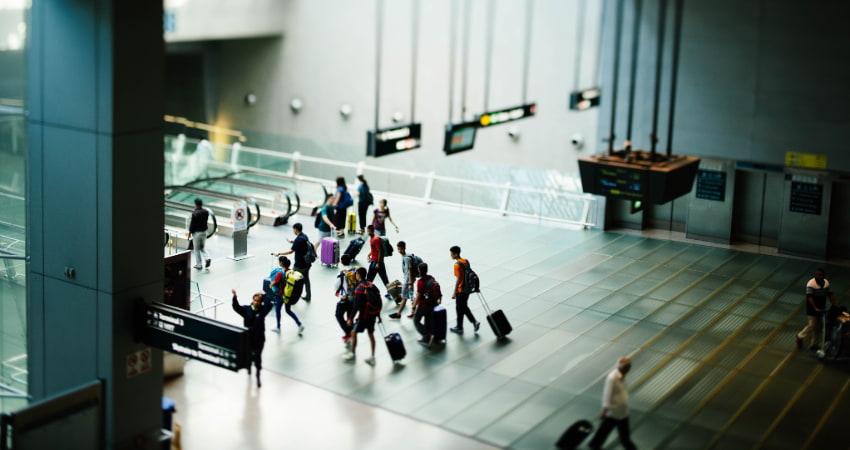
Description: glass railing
xmin=164 ymin=134 xmax=599 ymax=228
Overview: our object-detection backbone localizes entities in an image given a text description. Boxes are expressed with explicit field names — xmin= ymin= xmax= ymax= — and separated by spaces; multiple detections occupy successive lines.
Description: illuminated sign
xmin=569 ymin=87 xmax=601 ymax=111
xmin=443 ymin=121 xmax=479 ymax=155
xmin=139 ymin=302 xmax=249 ymax=371
xmin=476 ymin=103 xmax=536 ymax=127
xmin=366 ymin=123 xmax=422 ymax=158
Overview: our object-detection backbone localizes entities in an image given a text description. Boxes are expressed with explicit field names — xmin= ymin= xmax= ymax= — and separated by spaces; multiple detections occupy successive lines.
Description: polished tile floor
xmin=164 ymin=198 xmax=850 ymax=450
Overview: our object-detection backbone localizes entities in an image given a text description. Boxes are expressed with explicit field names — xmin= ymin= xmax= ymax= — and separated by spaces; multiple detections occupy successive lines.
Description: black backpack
xmin=407 ymin=253 xmax=424 ymax=278
xmin=380 ymin=237 xmax=393 ymax=257
xmin=458 ymin=260 xmax=480 ymax=293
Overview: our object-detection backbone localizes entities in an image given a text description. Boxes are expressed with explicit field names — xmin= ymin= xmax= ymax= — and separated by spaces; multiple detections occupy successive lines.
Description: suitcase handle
xmin=475 ymin=292 xmax=494 ymax=316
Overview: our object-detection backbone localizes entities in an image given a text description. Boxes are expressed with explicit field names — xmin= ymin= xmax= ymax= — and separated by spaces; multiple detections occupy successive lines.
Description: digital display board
xmin=139 ymin=302 xmax=249 ymax=371
xmin=443 ymin=121 xmax=478 ymax=155
xmin=578 ymin=153 xmax=700 ymax=204
xmin=596 ymin=165 xmax=646 ymax=200
xmin=569 ymin=88 xmax=601 ymax=111
xmin=789 ymin=181 xmax=823 ymax=215
xmin=695 ymin=169 xmax=726 ymax=202
xmin=366 ymin=123 xmax=422 ymax=158
xmin=476 ymin=103 xmax=536 ymax=127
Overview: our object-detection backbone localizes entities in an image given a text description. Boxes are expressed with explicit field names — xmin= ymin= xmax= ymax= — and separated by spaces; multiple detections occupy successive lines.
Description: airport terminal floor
xmin=164 ymin=198 xmax=850 ymax=450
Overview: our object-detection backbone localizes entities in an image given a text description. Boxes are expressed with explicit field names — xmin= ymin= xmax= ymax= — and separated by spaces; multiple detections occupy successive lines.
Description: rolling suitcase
xmin=347 ymin=213 xmax=357 ymax=234
xmin=378 ymin=320 xmax=406 ymax=363
xmin=320 ymin=237 xmax=340 ymax=267
xmin=431 ymin=305 xmax=447 ymax=343
xmin=476 ymin=292 xmax=512 ymax=339
xmin=556 ymin=419 xmax=594 ymax=449
xmin=387 ymin=280 xmax=402 ymax=304
xmin=343 ymin=237 xmax=365 ymax=260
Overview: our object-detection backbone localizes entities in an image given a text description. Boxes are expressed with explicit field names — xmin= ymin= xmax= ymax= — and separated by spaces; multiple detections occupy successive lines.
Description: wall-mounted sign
xmin=139 ymin=302 xmax=249 ymax=371
xmin=476 ymin=103 xmax=536 ymax=127
xmin=366 ymin=123 xmax=422 ymax=158
xmin=786 ymin=151 xmax=827 ymax=169
xmin=443 ymin=121 xmax=479 ymax=155
xmin=569 ymin=88 xmax=601 ymax=111
xmin=695 ymin=169 xmax=726 ymax=202
xmin=789 ymin=181 xmax=823 ymax=215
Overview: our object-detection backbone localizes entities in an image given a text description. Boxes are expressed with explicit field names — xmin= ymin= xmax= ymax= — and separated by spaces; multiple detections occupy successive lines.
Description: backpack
xmin=336 ymin=267 xmax=359 ymax=300
xmin=269 ymin=267 xmax=285 ymax=296
xmin=339 ymin=190 xmax=353 ymax=208
xmin=421 ymin=276 xmax=442 ymax=304
xmin=314 ymin=210 xmax=322 ymax=228
xmin=363 ymin=282 xmax=382 ymax=317
xmin=283 ymin=269 xmax=304 ymax=305
xmin=457 ymin=260 xmax=480 ymax=293
xmin=380 ymin=237 xmax=393 ymax=257
xmin=406 ymin=253 xmax=424 ymax=278
xmin=304 ymin=237 xmax=317 ymax=264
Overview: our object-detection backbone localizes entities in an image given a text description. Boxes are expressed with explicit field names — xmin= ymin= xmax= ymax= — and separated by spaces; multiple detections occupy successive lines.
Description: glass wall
xmin=0 ymin=2 xmax=28 ymax=412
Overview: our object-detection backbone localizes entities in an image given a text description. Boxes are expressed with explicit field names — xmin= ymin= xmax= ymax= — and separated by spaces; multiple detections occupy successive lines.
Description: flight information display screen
xmin=443 ymin=121 xmax=478 ymax=155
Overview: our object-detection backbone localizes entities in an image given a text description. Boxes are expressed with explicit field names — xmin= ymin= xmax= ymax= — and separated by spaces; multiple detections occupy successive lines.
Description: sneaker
xmin=193 ymin=265 xmax=203 ymax=270
xmin=406 ymin=313 xmax=415 ymax=319
xmin=365 ymin=357 xmax=376 ymax=366
xmin=205 ymin=259 xmax=211 ymax=268
xmin=388 ymin=313 xmax=401 ymax=319
xmin=302 ymin=296 xmax=311 ymax=301
xmin=384 ymin=293 xmax=392 ymax=301
xmin=474 ymin=321 xmax=481 ymax=333
xmin=417 ymin=338 xmax=431 ymax=347
xmin=298 ymin=324 xmax=305 ymax=335
xmin=343 ymin=352 xmax=355 ymax=361
xmin=450 ymin=327 xmax=464 ymax=334
xmin=795 ymin=337 xmax=803 ymax=350
xmin=272 ymin=327 xmax=281 ymax=333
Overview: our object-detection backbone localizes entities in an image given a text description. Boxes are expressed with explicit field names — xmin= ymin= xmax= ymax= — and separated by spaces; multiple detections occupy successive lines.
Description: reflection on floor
xmin=165 ymin=198 xmax=850 ymax=450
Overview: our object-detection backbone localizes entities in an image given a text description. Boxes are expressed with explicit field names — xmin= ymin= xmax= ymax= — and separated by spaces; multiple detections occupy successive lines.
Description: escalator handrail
xmin=189 ymin=177 xmax=296 ymax=221
xmin=165 ymin=185 xmax=261 ymax=229
xmin=224 ymin=170 xmax=328 ymax=210
xmin=164 ymin=200 xmax=218 ymax=238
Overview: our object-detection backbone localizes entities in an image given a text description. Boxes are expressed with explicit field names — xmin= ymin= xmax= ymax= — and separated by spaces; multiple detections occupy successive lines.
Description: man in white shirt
xmin=589 ymin=357 xmax=637 ymax=450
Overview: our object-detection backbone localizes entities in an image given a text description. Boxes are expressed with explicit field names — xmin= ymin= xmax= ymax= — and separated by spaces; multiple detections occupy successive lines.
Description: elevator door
xmin=731 ymin=170 xmax=783 ymax=247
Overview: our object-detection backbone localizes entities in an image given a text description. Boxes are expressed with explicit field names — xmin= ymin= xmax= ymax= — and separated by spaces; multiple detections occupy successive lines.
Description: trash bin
xmin=161 ymin=396 xmax=176 ymax=431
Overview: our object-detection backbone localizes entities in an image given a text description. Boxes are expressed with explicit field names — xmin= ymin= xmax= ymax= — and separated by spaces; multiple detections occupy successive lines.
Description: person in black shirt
xmin=189 ymin=198 xmax=211 ymax=269
xmin=231 ymin=289 xmax=273 ymax=387
xmin=274 ymin=223 xmax=312 ymax=301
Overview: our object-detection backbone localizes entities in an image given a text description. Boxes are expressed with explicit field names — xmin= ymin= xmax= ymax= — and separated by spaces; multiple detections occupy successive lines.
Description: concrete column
xmin=27 ymin=1 xmax=164 ymax=448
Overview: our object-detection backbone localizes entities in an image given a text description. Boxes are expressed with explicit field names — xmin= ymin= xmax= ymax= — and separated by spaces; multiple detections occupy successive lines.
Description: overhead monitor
xmin=569 ymin=87 xmax=601 ymax=111
xmin=476 ymin=103 xmax=536 ymax=127
xmin=443 ymin=121 xmax=479 ymax=155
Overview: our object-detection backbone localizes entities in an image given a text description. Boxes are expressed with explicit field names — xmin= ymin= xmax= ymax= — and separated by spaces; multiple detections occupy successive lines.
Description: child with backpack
xmin=343 ymin=267 xmax=382 ymax=365
xmin=268 ymin=255 xmax=305 ymax=335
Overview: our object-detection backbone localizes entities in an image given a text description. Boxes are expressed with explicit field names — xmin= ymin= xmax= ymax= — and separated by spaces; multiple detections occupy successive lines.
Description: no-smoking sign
xmin=126 ymin=348 xmax=152 ymax=378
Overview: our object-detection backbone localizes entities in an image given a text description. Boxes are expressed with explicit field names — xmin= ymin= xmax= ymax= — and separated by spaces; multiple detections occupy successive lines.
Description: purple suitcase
xmin=321 ymin=237 xmax=340 ymax=267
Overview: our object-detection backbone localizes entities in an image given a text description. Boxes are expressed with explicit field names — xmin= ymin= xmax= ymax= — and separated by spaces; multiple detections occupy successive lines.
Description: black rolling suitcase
xmin=476 ymin=292 xmax=512 ymax=339
xmin=431 ymin=305 xmax=448 ymax=343
xmin=378 ymin=319 xmax=406 ymax=362
xmin=343 ymin=237 xmax=365 ymax=260
xmin=556 ymin=419 xmax=594 ymax=449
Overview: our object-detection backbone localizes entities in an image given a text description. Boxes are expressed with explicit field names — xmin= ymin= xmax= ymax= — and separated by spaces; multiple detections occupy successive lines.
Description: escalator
xmin=164 ymin=186 xmax=261 ymax=236
xmin=223 ymin=170 xmax=329 ymax=216
xmin=188 ymin=177 xmax=296 ymax=226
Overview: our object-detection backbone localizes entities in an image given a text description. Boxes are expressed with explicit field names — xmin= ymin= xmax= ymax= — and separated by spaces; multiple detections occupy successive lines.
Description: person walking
xmin=333 ymin=176 xmax=353 ymax=238
xmin=268 ymin=255 xmax=304 ymax=335
xmin=356 ymin=174 xmax=373 ymax=235
xmin=796 ymin=268 xmax=837 ymax=351
xmin=388 ymin=241 xmax=419 ymax=319
xmin=274 ymin=223 xmax=312 ymax=302
xmin=343 ymin=267 xmax=378 ymax=365
xmin=315 ymin=193 xmax=336 ymax=253
xmin=365 ymin=225 xmax=390 ymax=291
xmin=189 ymin=198 xmax=211 ymax=270
xmin=450 ymin=245 xmax=480 ymax=334
xmin=371 ymin=198 xmax=399 ymax=236
xmin=588 ymin=357 xmax=638 ymax=450
xmin=231 ymin=289 xmax=273 ymax=388
xmin=334 ymin=254 xmax=358 ymax=346
xmin=413 ymin=262 xmax=440 ymax=347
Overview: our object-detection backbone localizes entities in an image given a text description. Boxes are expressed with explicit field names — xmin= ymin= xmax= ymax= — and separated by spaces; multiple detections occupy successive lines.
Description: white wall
xmin=167 ymin=0 xmax=606 ymax=177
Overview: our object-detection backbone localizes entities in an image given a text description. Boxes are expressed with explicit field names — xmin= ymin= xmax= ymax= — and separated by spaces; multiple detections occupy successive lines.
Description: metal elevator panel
xmin=777 ymin=170 xmax=831 ymax=258
xmin=686 ymin=159 xmax=736 ymax=243
xmin=731 ymin=169 xmax=784 ymax=247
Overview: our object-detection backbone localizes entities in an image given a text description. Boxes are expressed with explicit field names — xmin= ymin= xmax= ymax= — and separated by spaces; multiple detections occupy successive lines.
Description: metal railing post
xmin=424 ymin=171 xmax=436 ymax=204
xmin=289 ymin=152 xmax=301 ymax=176
xmin=499 ymin=182 xmax=512 ymax=216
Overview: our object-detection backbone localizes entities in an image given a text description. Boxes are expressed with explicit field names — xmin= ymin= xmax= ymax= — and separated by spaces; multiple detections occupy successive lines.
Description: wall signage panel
xmin=695 ymin=169 xmax=726 ymax=202
xmin=476 ymin=103 xmax=536 ymax=127
xmin=789 ymin=181 xmax=823 ymax=215
xmin=366 ymin=123 xmax=422 ymax=158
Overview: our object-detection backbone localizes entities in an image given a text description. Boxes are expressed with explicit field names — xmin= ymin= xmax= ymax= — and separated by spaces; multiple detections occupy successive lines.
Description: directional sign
xmin=139 ymin=302 xmax=249 ymax=372
xmin=476 ymin=103 xmax=536 ymax=128
xmin=366 ymin=123 xmax=422 ymax=158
